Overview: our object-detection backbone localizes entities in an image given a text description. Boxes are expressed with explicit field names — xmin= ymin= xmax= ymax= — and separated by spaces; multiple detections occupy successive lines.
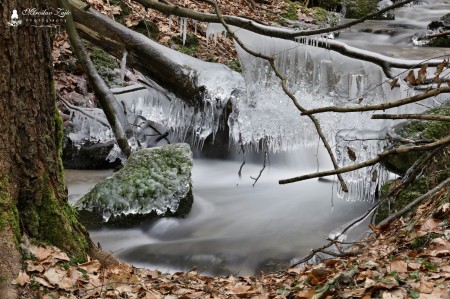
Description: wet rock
xmin=62 ymin=138 xmax=121 ymax=170
xmin=75 ymin=143 xmax=194 ymax=228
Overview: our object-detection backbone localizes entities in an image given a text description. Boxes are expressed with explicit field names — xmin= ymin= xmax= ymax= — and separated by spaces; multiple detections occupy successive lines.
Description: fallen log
xmin=57 ymin=0 xmax=243 ymax=109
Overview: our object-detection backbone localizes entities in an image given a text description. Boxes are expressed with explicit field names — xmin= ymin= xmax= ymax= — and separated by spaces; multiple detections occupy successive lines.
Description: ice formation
xmin=67 ymin=17 xmax=449 ymax=202
xmin=75 ymin=143 xmax=193 ymax=220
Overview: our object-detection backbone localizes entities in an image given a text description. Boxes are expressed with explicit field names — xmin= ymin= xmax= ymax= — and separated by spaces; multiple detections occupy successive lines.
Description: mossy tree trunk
xmin=0 ymin=1 xmax=91 ymax=297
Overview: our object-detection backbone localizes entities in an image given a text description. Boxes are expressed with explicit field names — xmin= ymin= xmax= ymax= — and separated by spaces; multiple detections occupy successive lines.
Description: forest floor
xmin=38 ymin=0 xmax=450 ymax=298
xmin=15 ymin=190 xmax=450 ymax=298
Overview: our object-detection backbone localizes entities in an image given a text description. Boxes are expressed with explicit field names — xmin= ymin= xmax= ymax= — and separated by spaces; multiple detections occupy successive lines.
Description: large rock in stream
xmin=75 ymin=143 xmax=194 ymax=228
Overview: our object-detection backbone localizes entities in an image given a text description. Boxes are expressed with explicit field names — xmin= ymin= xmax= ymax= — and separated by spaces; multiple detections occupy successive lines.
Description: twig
xmin=372 ymin=114 xmax=450 ymax=121
xmin=302 ymin=87 xmax=450 ymax=115
xmin=377 ymin=177 xmax=450 ymax=229
xmin=58 ymin=95 xmax=111 ymax=128
xmin=250 ymin=151 xmax=267 ymax=186
xmin=416 ymin=30 xmax=450 ymax=41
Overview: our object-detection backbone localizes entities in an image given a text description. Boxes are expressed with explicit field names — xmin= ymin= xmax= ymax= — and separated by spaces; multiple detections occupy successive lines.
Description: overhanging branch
xmin=279 ymin=134 xmax=450 ymax=184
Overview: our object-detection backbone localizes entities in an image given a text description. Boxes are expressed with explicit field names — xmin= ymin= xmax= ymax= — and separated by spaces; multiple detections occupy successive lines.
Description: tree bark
xmin=0 ymin=1 xmax=91 ymax=297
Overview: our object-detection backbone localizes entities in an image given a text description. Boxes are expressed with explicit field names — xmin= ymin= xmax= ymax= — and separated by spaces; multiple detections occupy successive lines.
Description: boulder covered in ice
xmin=75 ymin=143 xmax=194 ymax=228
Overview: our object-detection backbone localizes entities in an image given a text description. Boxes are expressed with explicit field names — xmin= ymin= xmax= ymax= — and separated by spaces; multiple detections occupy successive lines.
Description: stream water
xmin=67 ymin=148 xmax=373 ymax=276
xmin=65 ymin=0 xmax=449 ymax=276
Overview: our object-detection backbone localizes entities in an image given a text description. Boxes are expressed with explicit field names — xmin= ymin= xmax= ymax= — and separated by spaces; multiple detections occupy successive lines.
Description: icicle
xmin=182 ymin=18 xmax=188 ymax=45
xmin=193 ymin=20 xmax=198 ymax=34
xmin=179 ymin=17 xmax=184 ymax=38
xmin=120 ymin=50 xmax=128 ymax=83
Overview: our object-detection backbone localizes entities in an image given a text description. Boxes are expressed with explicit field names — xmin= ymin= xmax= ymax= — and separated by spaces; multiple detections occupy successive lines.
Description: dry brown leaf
xmin=404 ymin=70 xmax=417 ymax=86
xmin=418 ymin=280 xmax=434 ymax=294
xmin=44 ymin=267 xmax=67 ymax=286
xmin=390 ymin=78 xmax=399 ymax=90
xmin=78 ymin=260 xmax=101 ymax=274
xmin=26 ymin=261 xmax=45 ymax=273
xmin=417 ymin=64 xmax=428 ymax=84
xmin=13 ymin=271 xmax=30 ymax=286
xmin=407 ymin=262 xmax=421 ymax=271
xmin=420 ymin=219 xmax=440 ymax=231
xmin=347 ymin=146 xmax=357 ymax=161
xmin=388 ymin=260 xmax=408 ymax=273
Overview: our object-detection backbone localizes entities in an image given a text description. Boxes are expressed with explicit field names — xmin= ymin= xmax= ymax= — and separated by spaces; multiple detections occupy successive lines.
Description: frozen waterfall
xmin=67 ymin=21 xmax=448 ymax=202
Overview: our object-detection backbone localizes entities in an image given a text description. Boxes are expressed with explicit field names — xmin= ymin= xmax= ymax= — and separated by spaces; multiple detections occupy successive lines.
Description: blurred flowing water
xmin=66 ymin=148 xmax=373 ymax=276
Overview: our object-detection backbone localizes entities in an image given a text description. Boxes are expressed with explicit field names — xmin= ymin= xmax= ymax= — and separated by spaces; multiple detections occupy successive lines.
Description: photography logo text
xmin=8 ymin=7 xmax=70 ymax=28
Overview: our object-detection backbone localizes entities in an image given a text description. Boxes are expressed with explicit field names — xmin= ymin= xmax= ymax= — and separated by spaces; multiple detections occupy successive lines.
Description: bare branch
xmin=302 ymin=87 xmax=450 ymax=115
xmin=372 ymin=114 xmax=450 ymax=121
xmin=59 ymin=95 xmax=111 ymax=128
xmin=279 ymin=134 xmax=450 ymax=184
xmin=416 ymin=31 xmax=450 ymax=41
xmin=250 ymin=151 xmax=268 ymax=186
xmin=377 ymin=177 xmax=450 ymax=230
xmin=60 ymin=0 xmax=132 ymax=157
xmin=134 ymin=0 xmax=413 ymax=38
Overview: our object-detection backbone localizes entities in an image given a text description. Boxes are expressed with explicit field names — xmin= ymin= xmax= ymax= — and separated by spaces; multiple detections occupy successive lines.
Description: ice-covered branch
xmin=302 ymin=87 xmax=450 ymax=115
xmin=279 ymin=134 xmax=450 ymax=184
xmin=134 ymin=0 xmax=442 ymax=77
xmin=372 ymin=114 xmax=450 ymax=121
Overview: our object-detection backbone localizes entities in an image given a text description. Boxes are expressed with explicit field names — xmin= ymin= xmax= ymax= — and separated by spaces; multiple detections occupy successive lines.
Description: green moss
xmin=409 ymin=233 xmax=444 ymax=250
xmin=375 ymin=178 xmax=431 ymax=224
xmin=35 ymin=182 xmax=88 ymax=259
xmin=227 ymin=59 xmax=242 ymax=73
xmin=345 ymin=0 xmax=379 ymax=19
xmin=84 ymin=41 xmax=120 ymax=87
xmin=170 ymin=35 xmax=200 ymax=56
xmin=0 ymin=176 xmax=20 ymax=244
xmin=281 ymin=1 xmax=300 ymax=21
xmin=383 ymin=103 xmax=450 ymax=175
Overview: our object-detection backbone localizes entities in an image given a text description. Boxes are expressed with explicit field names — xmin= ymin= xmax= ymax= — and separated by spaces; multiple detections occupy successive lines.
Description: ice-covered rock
xmin=74 ymin=143 xmax=194 ymax=228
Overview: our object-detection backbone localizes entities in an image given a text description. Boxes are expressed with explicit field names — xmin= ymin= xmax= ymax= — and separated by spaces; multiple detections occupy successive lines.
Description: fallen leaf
xmin=78 ymin=260 xmax=101 ymax=274
xmin=418 ymin=280 xmax=434 ymax=294
xmin=347 ymin=146 xmax=357 ymax=161
xmin=388 ymin=260 xmax=408 ymax=273
xmin=13 ymin=271 xmax=30 ymax=286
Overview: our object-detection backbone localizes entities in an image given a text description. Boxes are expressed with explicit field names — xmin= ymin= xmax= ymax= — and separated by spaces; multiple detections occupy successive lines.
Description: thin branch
xmin=377 ymin=177 xmax=450 ymax=230
xmin=279 ymin=134 xmax=450 ymax=184
xmin=417 ymin=30 xmax=450 ymax=41
xmin=134 ymin=0 xmax=413 ymax=39
xmin=250 ymin=151 xmax=268 ymax=186
xmin=302 ymin=87 xmax=450 ymax=115
xmin=59 ymin=0 xmax=132 ymax=157
xmin=198 ymin=0 xmax=348 ymax=192
xmin=372 ymin=114 xmax=450 ymax=121
xmin=58 ymin=95 xmax=111 ymax=128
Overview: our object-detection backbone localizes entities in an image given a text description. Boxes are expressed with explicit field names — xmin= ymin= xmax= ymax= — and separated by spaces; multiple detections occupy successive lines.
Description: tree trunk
xmin=0 ymin=1 xmax=91 ymax=297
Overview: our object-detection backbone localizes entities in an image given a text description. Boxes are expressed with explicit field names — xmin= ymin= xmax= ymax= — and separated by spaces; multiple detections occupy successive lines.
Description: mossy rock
xmin=383 ymin=103 xmax=450 ymax=176
xmin=75 ymin=143 xmax=194 ymax=228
